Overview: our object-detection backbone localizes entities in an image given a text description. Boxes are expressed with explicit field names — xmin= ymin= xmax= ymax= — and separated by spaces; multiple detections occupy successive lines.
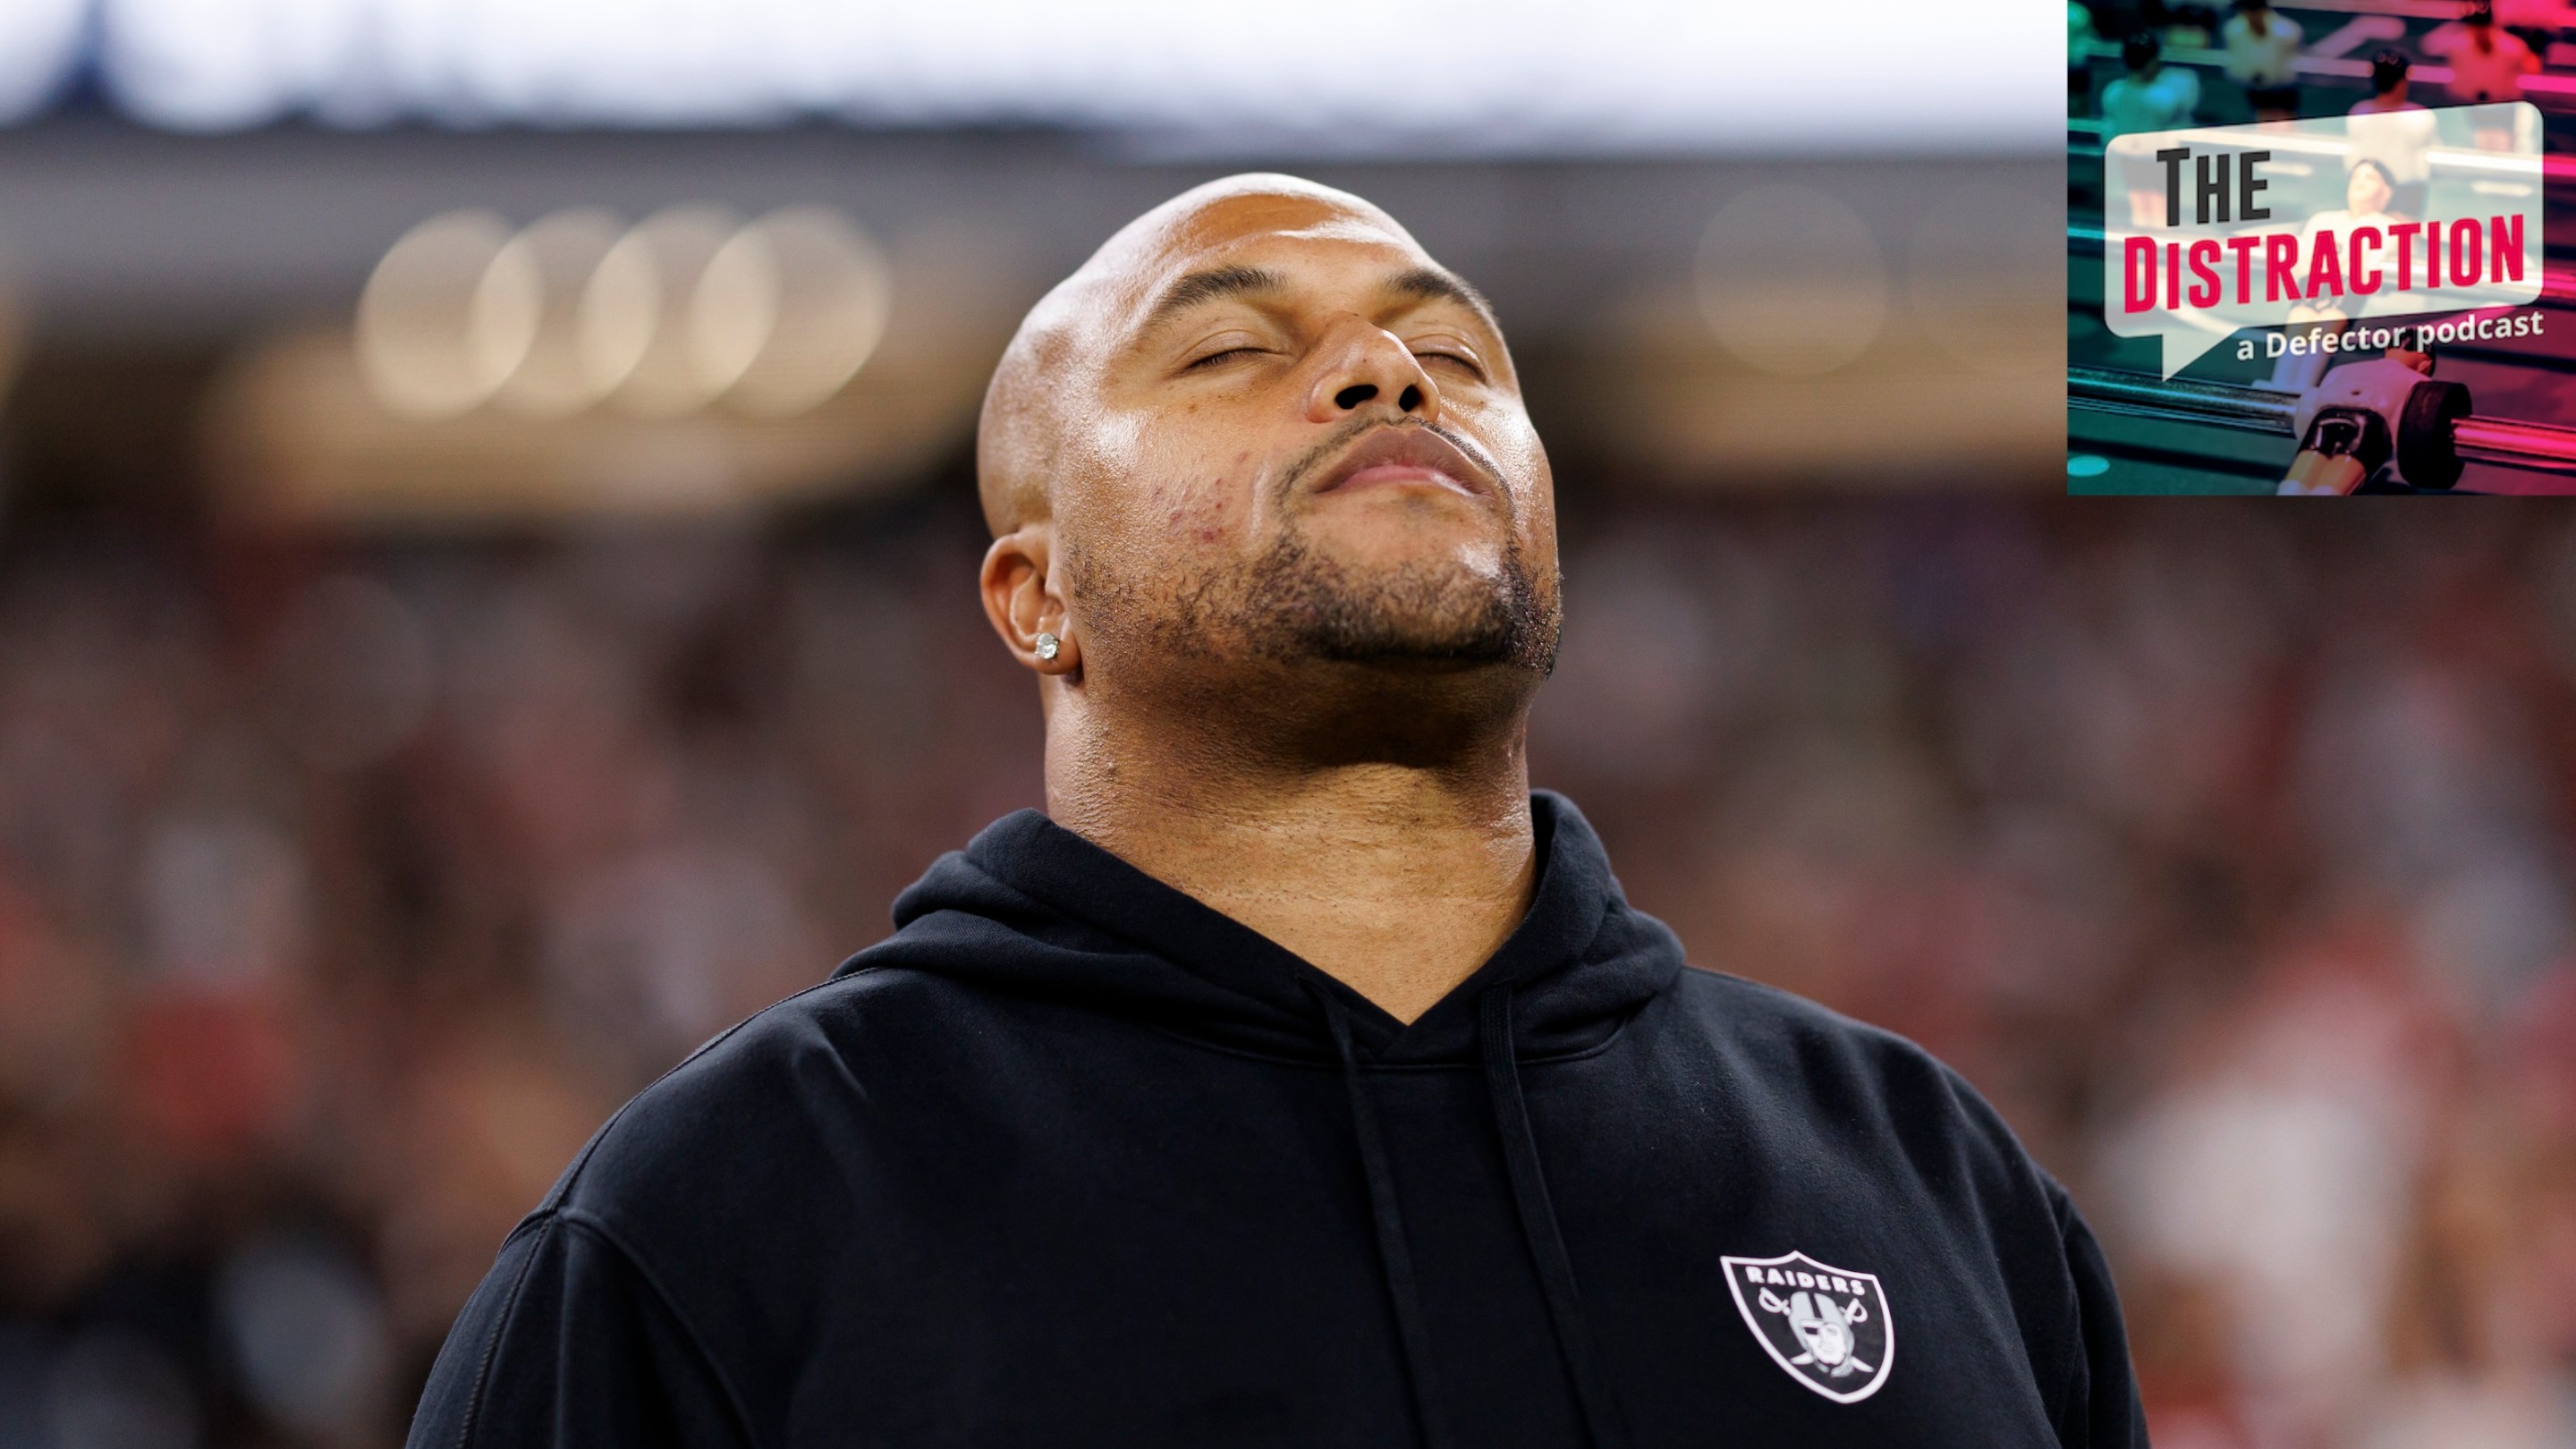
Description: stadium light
xmin=356 ymin=205 xmax=890 ymax=421
xmin=1696 ymin=187 xmax=1891 ymax=378
xmin=356 ymin=210 xmax=533 ymax=419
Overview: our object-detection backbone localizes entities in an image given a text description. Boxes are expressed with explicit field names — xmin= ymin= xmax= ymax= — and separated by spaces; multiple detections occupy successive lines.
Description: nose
xmin=1303 ymin=317 xmax=1443 ymax=426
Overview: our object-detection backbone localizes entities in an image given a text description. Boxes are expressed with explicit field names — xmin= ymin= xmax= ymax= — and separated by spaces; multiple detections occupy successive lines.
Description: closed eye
xmin=1413 ymin=347 xmax=1486 ymax=380
xmin=1184 ymin=346 xmax=1267 ymax=370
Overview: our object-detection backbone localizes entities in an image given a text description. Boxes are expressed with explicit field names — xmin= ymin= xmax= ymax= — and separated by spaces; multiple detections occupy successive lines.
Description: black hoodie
xmin=408 ymin=792 xmax=2145 ymax=1448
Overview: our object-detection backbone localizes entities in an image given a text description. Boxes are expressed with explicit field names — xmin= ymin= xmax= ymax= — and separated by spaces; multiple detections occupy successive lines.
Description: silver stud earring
xmin=1034 ymin=631 xmax=1061 ymax=662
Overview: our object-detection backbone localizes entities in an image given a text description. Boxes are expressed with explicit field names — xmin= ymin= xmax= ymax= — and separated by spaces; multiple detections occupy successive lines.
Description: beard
xmin=1233 ymin=525 xmax=1558 ymax=674
xmin=1072 ymin=511 xmax=1560 ymax=679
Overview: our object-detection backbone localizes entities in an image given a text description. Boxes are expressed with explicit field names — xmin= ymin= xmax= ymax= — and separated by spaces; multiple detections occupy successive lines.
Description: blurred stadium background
xmin=17 ymin=5 xmax=2573 ymax=1449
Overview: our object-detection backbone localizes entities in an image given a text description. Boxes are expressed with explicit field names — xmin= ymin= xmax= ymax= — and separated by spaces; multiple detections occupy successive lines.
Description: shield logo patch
xmin=1721 ymin=1250 xmax=1894 ymax=1404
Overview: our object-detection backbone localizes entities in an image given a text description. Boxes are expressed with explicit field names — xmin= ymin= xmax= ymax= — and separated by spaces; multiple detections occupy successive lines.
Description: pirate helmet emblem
xmin=1773 ymin=1289 xmax=1868 ymax=1374
xmin=1720 ymin=1251 xmax=1894 ymax=1403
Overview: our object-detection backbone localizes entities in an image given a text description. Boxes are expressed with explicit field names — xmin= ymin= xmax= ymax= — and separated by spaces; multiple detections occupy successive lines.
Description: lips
xmin=1307 ymin=427 xmax=1492 ymax=501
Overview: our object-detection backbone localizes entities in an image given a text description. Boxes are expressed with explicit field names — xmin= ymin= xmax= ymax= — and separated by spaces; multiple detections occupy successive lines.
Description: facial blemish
xmin=1181 ymin=488 xmax=1229 ymax=543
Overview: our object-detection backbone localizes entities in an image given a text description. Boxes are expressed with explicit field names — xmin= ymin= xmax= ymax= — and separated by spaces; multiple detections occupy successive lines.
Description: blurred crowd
xmin=4 ymin=495 xmax=2576 ymax=1447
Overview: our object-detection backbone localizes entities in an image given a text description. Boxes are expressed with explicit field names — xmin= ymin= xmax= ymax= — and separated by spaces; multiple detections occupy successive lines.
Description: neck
xmin=1042 ymin=674 xmax=1539 ymax=1024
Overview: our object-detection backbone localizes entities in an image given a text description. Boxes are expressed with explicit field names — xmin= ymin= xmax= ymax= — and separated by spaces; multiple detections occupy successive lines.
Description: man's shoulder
xmin=535 ymin=963 xmax=999 ymax=1230
xmin=1669 ymin=965 xmax=1951 ymax=1078
xmin=431 ymin=965 xmax=997 ymax=1427
xmin=1665 ymin=966 xmax=2048 ymax=1197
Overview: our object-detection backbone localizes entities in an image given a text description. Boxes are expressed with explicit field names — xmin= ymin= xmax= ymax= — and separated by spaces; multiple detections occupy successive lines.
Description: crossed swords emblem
xmin=1755 ymin=1286 xmax=1875 ymax=1378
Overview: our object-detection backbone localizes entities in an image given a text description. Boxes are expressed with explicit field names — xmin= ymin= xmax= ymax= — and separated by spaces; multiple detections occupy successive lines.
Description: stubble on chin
xmin=1237 ymin=529 xmax=1556 ymax=672
xmin=1070 ymin=522 xmax=1559 ymax=678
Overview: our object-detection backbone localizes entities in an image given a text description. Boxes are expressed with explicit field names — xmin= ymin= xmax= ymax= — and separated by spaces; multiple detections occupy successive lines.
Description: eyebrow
xmin=1387 ymin=266 xmax=1504 ymax=338
xmin=1136 ymin=261 xmax=1505 ymax=345
xmin=1138 ymin=265 xmax=1286 ymax=334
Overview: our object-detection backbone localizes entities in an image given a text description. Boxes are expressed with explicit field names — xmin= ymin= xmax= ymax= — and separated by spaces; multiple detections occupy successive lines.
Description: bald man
xmin=409 ymin=176 xmax=2144 ymax=1449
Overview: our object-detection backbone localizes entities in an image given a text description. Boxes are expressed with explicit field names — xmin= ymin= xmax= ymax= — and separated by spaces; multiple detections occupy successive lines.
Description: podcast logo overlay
xmin=2102 ymin=103 xmax=2543 ymax=378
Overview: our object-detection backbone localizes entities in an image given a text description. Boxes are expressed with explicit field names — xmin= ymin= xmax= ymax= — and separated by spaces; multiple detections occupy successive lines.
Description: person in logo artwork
xmin=2428 ymin=1 xmax=2541 ymax=148
xmin=2221 ymin=0 xmax=2303 ymax=123
xmin=2105 ymin=32 xmax=2207 ymax=225
xmin=2347 ymin=49 xmax=2438 ymax=223
xmin=405 ymin=175 xmax=2148 ymax=1448
xmin=2270 ymin=157 xmax=2404 ymax=392
xmin=2430 ymin=1 xmax=2540 ymax=107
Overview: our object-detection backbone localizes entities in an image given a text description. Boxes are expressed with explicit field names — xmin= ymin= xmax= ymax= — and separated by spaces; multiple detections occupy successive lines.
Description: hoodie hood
xmin=852 ymin=791 xmax=1686 ymax=1065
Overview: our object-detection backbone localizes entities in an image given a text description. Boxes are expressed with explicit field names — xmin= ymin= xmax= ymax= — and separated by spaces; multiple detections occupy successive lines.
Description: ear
xmin=980 ymin=523 xmax=1080 ymax=677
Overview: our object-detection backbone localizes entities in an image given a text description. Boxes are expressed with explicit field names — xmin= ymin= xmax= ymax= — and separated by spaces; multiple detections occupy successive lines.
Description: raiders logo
xmin=1720 ymin=1251 xmax=1894 ymax=1404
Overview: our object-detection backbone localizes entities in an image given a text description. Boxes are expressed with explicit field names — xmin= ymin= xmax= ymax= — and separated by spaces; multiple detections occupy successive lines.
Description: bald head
xmin=978 ymin=174 xmax=1499 ymax=536
xmin=974 ymin=171 xmax=1557 ymax=730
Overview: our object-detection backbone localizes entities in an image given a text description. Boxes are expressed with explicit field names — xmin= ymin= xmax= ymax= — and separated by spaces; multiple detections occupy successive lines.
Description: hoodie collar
xmin=878 ymin=791 xmax=1684 ymax=1065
